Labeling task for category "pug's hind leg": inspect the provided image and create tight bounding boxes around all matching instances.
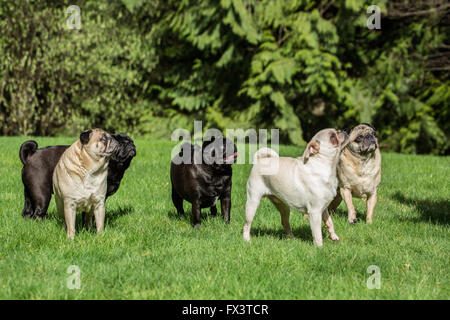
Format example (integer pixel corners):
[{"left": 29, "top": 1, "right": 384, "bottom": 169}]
[
  {"left": 308, "top": 208, "right": 323, "bottom": 247},
  {"left": 29, "top": 186, "right": 51, "bottom": 220},
  {"left": 171, "top": 187, "right": 184, "bottom": 216},
  {"left": 192, "top": 201, "right": 201, "bottom": 228},
  {"left": 340, "top": 187, "right": 358, "bottom": 224},
  {"left": 328, "top": 191, "right": 342, "bottom": 214},
  {"left": 22, "top": 187, "right": 33, "bottom": 218},
  {"left": 322, "top": 208, "right": 339, "bottom": 241},
  {"left": 220, "top": 194, "right": 231, "bottom": 224},
  {"left": 268, "top": 196, "right": 293, "bottom": 237},
  {"left": 366, "top": 192, "right": 377, "bottom": 224},
  {"left": 243, "top": 194, "right": 262, "bottom": 242}
]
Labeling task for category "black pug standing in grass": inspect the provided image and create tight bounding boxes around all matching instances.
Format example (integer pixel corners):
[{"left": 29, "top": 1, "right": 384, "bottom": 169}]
[
  {"left": 170, "top": 136, "right": 238, "bottom": 228},
  {"left": 19, "top": 133, "right": 136, "bottom": 219}
]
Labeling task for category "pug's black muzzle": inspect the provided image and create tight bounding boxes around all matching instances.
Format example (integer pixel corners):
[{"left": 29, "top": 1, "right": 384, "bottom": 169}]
[{"left": 360, "top": 135, "right": 377, "bottom": 154}]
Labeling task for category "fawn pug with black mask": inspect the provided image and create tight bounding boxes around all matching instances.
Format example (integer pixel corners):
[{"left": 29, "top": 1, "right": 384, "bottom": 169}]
[
  {"left": 328, "top": 123, "right": 381, "bottom": 224},
  {"left": 53, "top": 129, "right": 118, "bottom": 239},
  {"left": 19, "top": 133, "right": 136, "bottom": 220}
]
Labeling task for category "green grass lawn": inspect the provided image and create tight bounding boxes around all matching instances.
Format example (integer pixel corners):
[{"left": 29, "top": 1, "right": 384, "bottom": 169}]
[{"left": 0, "top": 136, "right": 448, "bottom": 299}]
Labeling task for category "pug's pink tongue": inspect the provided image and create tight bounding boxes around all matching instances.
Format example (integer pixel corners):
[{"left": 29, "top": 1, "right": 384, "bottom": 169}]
[{"left": 224, "top": 152, "right": 238, "bottom": 163}]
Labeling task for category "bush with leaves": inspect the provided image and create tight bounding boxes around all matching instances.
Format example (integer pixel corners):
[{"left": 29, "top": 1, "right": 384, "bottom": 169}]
[{"left": 0, "top": 0, "right": 448, "bottom": 154}]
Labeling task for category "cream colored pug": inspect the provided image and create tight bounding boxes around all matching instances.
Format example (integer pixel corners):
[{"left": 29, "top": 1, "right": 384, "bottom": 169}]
[
  {"left": 243, "top": 129, "right": 349, "bottom": 247},
  {"left": 328, "top": 123, "right": 381, "bottom": 224},
  {"left": 53, "top": 129, "right": 118, "bottom": 239}
]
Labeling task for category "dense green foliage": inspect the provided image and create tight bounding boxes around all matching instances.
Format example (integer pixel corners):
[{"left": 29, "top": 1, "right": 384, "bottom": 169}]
[
  {"left": 0, "top": 1, "right": 448, "bottom": 154},
  {"left": 0, "top": 137, "right": 449, "bottom": 298}
]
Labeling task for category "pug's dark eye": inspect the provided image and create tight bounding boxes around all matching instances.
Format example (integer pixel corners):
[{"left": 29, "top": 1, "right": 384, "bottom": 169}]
[{"left": 355, "top": 135, "right": 363, "bottom": 142}]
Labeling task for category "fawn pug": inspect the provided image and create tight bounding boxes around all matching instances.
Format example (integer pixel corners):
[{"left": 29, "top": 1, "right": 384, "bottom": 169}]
[
  {"left": 19, "top": 133, "right": 136, "bottom": 220},
  {"left": 53, "top": 129, "right": 118, "bottom": 239},
  {"left": 243, "top": 129, "right": 349, "bottom": 247},
  {"left": 328, "top": 123, "right": 381, "bottom": 224}
]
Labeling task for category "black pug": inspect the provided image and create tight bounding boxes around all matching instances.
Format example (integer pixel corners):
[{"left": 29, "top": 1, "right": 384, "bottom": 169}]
[
  {"left": 170, "top": 136, "right": 238, "bottom": 227},
  {"left": 19, "top": 133, "right": 136, "bottom": 219}
]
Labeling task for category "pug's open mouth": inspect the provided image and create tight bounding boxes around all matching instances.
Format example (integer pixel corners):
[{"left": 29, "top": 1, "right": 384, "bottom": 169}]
[{"left": 223, "top": 151, "right": 238, "bottom": 164}]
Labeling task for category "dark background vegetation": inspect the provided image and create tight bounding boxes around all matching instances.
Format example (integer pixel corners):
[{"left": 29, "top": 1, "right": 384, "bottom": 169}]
[{"left": 0, "top": 0, "right": 448, "bottom": 154}]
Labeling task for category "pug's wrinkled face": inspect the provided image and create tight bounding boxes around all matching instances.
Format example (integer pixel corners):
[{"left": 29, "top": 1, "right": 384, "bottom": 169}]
[
  {"left": 80, "top": 129, "right": 118, "bottom": 160},
  {"left": 111, "top": 133, "right": 137, "bottom": 165},
  {"left": 202, "top": 136, "right": 238, "bottom": 165},
  {"left": 303, "top": 128, "right": 349, "bottom": 163},
  {"left": 347, "top": 124, "right": 378, "bottom": 156}
]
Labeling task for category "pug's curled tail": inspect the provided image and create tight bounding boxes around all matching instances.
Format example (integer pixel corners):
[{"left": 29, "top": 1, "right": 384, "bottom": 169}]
[
  {"left": 253, "top": 148, "right": 279, "bottom": 164},
  {"left": 19, "top": 140, "right": 38, "bottom": 165}
]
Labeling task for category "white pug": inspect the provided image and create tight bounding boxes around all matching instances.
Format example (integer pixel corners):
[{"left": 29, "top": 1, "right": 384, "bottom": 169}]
[
  {"left": 243, "top": 129, "right": 349, "bottom": 247},
  {"left": 53, "top": 129, "right": 118, "bottom": 239}
]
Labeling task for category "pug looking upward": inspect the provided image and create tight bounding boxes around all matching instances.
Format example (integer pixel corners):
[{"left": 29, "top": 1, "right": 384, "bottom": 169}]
[
  {"left": 170, "top": 136, "right": 238, "bottom": 228},
  {"left": 244, "top": 129, "right": 349, "bottom": 247},
  {"left": 53, "top": 129, "right": 118, "bottom": 239},
  {"left": 329, "top": 123, "right": 381, "bottom": 224}
]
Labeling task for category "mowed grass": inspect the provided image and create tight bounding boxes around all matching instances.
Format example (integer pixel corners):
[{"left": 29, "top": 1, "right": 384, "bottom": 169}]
[{"left": 0, "top": 136, "right": 448, "bottom": 300}]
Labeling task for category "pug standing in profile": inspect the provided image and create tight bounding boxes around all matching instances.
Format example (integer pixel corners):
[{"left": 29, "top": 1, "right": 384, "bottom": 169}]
[
  {"left": 53, "top": 129, "right": 118, "bottom": 239},
  {"left": 244, "top": 129, "right": 349, "bottom": 247},
  {"left": 328, "top": 123, "right": 381, "bottom": 224}
]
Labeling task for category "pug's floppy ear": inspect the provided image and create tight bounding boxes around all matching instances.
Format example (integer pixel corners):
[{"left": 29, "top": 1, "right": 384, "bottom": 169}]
[
  {"left": 303, "top": 140, "right": 320, "bottom": 164},
  {"left": 202, "top": 135, "right": 220, "bottom": 148},
  {"left": 80, "top": 130, "right": 93, "bottom": 145}
]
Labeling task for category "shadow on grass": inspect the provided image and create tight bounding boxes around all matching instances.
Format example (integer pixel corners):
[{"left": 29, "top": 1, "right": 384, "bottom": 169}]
[
  {"left": 392, "top": 192, "right": 449, "bottom": 226},
  {"left": 46, "top": 205, "right": 134, "bottom": 230},
  {"left": 251, "top": 224, "right": 312, "bottom": 242},
  {"left": 106, "top": 205, "right": 134, "bottom": 226},
  {"left": 330, "top": 201, "right": 367, "bottom": 221},
  {"left": 167, "top": 208, "right": 220, "bottom": 225},
  {"left": 107, "top": 205, "right": 134, "bottom": 220}
]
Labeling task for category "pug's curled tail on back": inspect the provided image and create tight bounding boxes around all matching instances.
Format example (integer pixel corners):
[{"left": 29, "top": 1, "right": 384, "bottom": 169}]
[
  {"left": 252, "top": 148, "right": 279, "bottom": 164},
  {"left": 19, "top": 140, "right": 38, "bottom": 165}
]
